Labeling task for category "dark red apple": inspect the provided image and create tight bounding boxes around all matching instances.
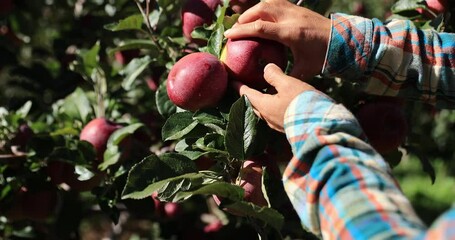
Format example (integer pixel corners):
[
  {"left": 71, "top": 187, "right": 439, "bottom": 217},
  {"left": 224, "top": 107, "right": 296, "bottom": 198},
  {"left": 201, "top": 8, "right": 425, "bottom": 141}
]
[
  {"left": 6, "top": 187, "right": 59, "bottom": 221},
  {"left": 114, "top": 49, "right": 140, "bottom": 65},
  {"left": 355, "top": 99, "right": 408, "bottom": 154},
  {"left": 229, "top": 0, "right": 259, "bottom": 13},
  {"left": 167, "top": 52, "right": 228, "bottom": 111},
  {"left": 80, "top": 117, "right": 123, "bottom": 162},
  {"left": 221, "top": 38, "right": 288, "bottom": 90},
  {"left": 236, "top": 157, "right": 268, "bottom": 207},
  {"left": 181, "top": 0, "right": 221, "bottom": 44}
]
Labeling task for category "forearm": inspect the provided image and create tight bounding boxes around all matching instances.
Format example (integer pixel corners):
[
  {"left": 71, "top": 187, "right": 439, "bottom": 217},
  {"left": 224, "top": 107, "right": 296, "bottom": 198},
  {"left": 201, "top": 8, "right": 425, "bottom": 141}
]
[
  {"left": 322, "top": 13, "right": 455, "bottom": 108},
  {"left": 282, "top": 91, "right": 426, "bottom": 238}
]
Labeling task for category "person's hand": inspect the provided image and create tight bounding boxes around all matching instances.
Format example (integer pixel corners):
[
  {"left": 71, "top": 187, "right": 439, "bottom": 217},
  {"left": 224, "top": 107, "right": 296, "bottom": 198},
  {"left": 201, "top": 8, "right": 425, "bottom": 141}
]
[
  {"left": 224, "top": 0, "right": 331, "bottom": 81},
  {"left": 234, "top": 63, "right": 315, "bottom": 132}
]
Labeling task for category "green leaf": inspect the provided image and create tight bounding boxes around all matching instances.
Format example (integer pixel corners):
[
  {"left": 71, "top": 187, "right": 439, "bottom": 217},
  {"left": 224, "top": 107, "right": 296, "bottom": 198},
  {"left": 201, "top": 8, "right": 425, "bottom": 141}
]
[
  {"left": 155, "top": 80, "right": 177, "bottom": 119},
  {"left": 120, "top": 56, "right": 153, "bottom": 91},
  {"left": 15, "top": 101, "right": 32, "bottom": 118},
  {"left": 391, "top": 0, "right": 426, "bottom": 13},
  {"left": 122, "top": 153, "right": 198, "bottom": 199},
  {"left": 99, "top": 123, "right": 144, "bottom": 171},
  {"left": 225, "top": 96, "right": 266, "bottom": 160},
  {"left": 223, "top": 201, "right": 285, "bottom": 231},
  {"left": 104, "top": 14, "right": 144, "bottom": 32},
  {"left": 108, "top": 40, "right": 160, "bottom": 56},
  {"left": 223, "top": 14, "right": 240, "bottom": 30},
  {"left": 79, "top": 41, "right": 101, "bottom": 77},
  {"left": 195, "top": 133, "right": 227, "bottom": 155},
  {"left": 191, "top": 25, "right": 213, "bottom": 42},
  {"left": 207, "top": 23, "right": 224, "bottom": 58},
  {"left": 161, "top": 112, "right": 199, "bottom": 141},
  {"left": 172, "top": 181, "right": 244, "bottom": 202},
  {"left": 60, "top": 88, "right": 93, "bottom": 123}
]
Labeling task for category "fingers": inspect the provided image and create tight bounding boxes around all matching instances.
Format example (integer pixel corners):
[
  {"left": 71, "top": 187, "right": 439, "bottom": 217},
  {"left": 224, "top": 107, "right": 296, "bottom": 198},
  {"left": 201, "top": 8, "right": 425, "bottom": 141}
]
[
  {"left": 224, "top": 20, "right": 282, "bottom": 42},
  {"left": 237, "top": 1, "right": 277, "bottom": 24},
  {"left": 263, "top": 63, "right": 287, "bottom": 89},
  {"left": 231, "top": 80, "right": 266, "bottom": 111}
]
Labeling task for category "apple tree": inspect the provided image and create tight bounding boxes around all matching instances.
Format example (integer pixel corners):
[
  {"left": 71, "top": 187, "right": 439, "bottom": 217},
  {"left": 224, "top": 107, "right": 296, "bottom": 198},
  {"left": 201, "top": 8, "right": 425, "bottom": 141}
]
[{"left": 0, "top": 0, "right": 454, "bottom": 239}]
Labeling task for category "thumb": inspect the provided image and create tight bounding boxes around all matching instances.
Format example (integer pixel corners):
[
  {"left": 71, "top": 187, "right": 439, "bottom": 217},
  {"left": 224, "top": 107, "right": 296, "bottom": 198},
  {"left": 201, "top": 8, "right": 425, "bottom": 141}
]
[
  {"left": 231, "top": 80, "right": 265, "bottom": 110},
  {"left": 263, "top": 63, "right": 286, "bottom": 88}
]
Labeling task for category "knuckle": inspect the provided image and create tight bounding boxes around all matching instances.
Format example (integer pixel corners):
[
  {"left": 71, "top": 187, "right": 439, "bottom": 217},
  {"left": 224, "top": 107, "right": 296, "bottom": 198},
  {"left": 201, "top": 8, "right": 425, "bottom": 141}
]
[{"left": 253, "top": 20, "right": 267, "bottom": 33}]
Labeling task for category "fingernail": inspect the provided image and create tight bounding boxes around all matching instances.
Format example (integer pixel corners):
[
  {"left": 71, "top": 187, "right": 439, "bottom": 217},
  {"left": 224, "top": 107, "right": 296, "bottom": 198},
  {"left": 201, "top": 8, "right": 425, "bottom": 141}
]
[
  {"left": 263, "top": 63, "right": 275, "bottom": 72},
  {"left": 223, "top": 29, "right": 231, "bottom": 36}
]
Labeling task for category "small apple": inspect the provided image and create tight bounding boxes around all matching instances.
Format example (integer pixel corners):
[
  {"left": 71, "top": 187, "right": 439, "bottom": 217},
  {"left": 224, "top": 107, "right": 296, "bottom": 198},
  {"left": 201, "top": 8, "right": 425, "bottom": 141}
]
[
  {"left": 181, "top": 0, "right": 221, "bottom": 44},
  {"left": 355, "top": 99, "right": 408, "bottom": 154},
  {"left": 80, "top": 118, "right": 123, "bottom": 162},
  {"left": 229, "top": 0, "right": 259, "bottom": 13},
  {"left": 221, "top": 38, "right": 288, "bottom": 90},
  {"left": 167, "top": 52, "right": 228, "bottom": 111}
]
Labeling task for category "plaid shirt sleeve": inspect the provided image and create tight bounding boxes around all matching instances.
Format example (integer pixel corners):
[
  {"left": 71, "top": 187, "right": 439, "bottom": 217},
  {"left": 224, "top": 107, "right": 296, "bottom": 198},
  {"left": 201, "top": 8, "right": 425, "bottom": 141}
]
[
  {"left": 282, "top": 90, "right": 455, "bottom": 239},
  {"left": 322, "top": 13, "right": 455, "bottom": 108}
]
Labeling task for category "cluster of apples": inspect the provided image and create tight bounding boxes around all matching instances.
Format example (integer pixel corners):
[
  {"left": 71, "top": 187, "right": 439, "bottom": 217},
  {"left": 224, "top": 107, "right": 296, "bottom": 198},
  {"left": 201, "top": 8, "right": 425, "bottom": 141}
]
[
  {"left": 166, "top": 0, "right": 289, "bottom": 212},
  {"left": 167, "top": 0, "right": 287, "bottom": 111}
]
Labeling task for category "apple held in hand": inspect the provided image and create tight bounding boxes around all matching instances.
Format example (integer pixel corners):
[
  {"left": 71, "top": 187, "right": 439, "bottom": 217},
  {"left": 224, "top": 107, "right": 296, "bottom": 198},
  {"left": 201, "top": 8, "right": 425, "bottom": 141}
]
[
  {"left": 221, "top": 38, "right": 288, "bottom": 90},
  {"left": 181, "top": 0, "right": 221, "bottom": 44},
  {"left": 355, "top": 99, "right": 408, "bottom": 154},
  {"left": 167, "top": 52, "right": 228, "bottom": 111}
]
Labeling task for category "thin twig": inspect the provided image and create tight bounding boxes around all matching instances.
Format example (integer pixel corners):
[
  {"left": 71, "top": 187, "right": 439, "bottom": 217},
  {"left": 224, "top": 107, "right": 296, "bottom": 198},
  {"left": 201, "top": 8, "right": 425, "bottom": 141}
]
[
  {"left": 296, "top": 0, "right": 304, "bottom": 6},
  {"left": 133, "top": 0, "right": 163, "bottom": 50}
]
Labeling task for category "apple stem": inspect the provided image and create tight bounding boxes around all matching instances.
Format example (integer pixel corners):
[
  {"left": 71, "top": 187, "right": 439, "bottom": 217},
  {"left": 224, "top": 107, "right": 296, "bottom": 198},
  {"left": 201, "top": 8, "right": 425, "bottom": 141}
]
[{"left": 133, "top": 0, "right": 163, "bottom": 51}]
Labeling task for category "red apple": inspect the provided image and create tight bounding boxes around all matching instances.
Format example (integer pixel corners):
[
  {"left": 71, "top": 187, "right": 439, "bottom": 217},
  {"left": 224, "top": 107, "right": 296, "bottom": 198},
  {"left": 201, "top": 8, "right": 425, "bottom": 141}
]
[
  {"left": 80, "top": 118, "right": 123, "bottom": 162},
  {"left": 355, "top": 99, "right": 408, "bottom": 154},
  {"left": 167, "top": 52, "right": 228, "bottom": 111},
  {"left": 114, "top": 49, "right": 140, "bottom": 65},
  {"left": 221, "top": 38, "right": 288, "bottom": 90},
  {"left": 236, "top": 157, "right": 268, "bottom": 207},
  {"left": 426, "top": 0, "right": 448, "bottom": 14},
  {"left": 5, "top": 187, "right": 59, "bottom": 221},
  {"left": 229, "top": 0, "right": 259, "bottom": 13},
  {"left": 181, "top": 0, "right": 221, "bottom": 44}
]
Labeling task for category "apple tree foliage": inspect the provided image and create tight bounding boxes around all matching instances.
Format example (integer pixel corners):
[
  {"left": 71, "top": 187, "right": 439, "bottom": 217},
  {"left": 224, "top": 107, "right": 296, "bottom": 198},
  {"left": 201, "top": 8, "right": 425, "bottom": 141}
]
[{"left": 0, "top": 0, "right": 454, "bottom": 239}]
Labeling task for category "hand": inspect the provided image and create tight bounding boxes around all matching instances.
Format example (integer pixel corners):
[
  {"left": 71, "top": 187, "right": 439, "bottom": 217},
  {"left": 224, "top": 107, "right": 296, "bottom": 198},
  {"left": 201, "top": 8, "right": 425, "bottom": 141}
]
[
  {"left": 234, "top": 63, "right": 315, "bottom": 132},
  {"left": 224, "top": 0, "right": 331, "bottom": 81}
]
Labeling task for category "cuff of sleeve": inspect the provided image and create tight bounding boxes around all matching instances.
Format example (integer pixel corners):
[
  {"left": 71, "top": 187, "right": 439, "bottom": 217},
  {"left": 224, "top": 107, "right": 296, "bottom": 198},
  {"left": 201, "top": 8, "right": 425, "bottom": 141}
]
[
  {"left": 321, "top": 13, "right": 374, "bottom": 80},
  {"left": 284, "top": 90, "right": 362, "bottom": 150}
]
